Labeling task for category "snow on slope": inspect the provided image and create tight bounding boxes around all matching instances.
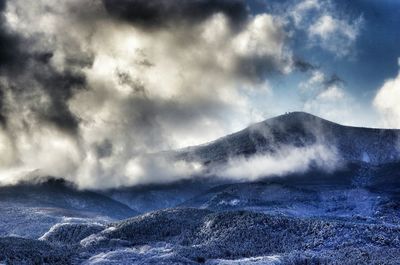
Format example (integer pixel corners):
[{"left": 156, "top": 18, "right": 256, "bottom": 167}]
[{"left": 6, "top": 208, "right": 396, "bottom": 264}]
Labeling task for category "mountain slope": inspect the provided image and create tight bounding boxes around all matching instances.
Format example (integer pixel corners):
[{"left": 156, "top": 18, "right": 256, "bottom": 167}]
[{"left": 27, "top": 208, "right": 400, "bottom": 264}]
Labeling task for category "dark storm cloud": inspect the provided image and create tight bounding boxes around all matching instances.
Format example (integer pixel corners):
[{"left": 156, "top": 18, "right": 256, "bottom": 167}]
[
  {"left": 0, "top": 0, "right": 23, "bottom": 127},
  {"left": 0, "top": 0, "right": 27, "bottom": 72},
  {"left": 33, "top": 70, "right": 86, "bottom": 133},
  {"left": 102, "top": 0, "right": 248, "bottom": 29},
  {"left": 0, "top": 87, "right": 6, "bottom": 126},
  {"left": 0, "top": 24, "right": 22, "bottom": 70},
  {"left": 238, "top": 56, "right": 286, "bottom": 83},
  {"left": 0, "top": 0, "right": 89, "bottom": 134},
  {"left": 96, "top": 139, "right": 113, "bottom": 159},
  {"left": 0, "top": 54, "right": 88, "bottom": 134}
]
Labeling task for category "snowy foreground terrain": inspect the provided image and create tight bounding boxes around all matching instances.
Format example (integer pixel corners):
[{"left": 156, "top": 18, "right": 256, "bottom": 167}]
[{"left": 2, "top": 112, "right": 400, "bottom": 264}]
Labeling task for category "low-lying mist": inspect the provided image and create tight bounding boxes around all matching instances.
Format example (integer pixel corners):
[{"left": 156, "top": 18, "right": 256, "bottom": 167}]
[{"left": 213, "top": 144, "right": 340, "bottom": 181}]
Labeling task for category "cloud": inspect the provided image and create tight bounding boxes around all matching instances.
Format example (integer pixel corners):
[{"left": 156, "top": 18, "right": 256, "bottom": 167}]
[
  {"left": 213, "top": 144, "right": 339, "bottom": 181},
  {"left": 293, "top": 59, "right": 316, "bottom": 73},
  {"left": 316, "top": 85, "right": 345, "bottom": 101},
  {"left": 299, "top": 70, "right": 325, "bottom": 92},
  {"left": 74, "top": 153, "right": 205, "bottom": 189},
  {"left": 290, "top": 0, "right": 321, "bottom": 26},
  {"left": 0, "top": 0, "right": 296, "bottom": 188},
  {"left": 0, "top": 0, "right": 28, "bottom": 72},
  {"left": 0, "top": 0, "right": 92, "bottom": 134},
  {"left": 298, "top": 68, "right": 358, "bottom": 124},
  {"left": 308, "top": 15, "right": 362, "bottom": 57},
  {"left": 288, "top": 0, "right": 363, "bottom": 57},
  {"left": 102, "top": 0, "right": 248, "bottom": 29},
  {"left": 373, "top": 60, "right": 400, "bottom": 128}
]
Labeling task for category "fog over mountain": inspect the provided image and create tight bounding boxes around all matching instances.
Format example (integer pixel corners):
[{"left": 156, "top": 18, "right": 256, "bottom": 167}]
[{"left": 177, "top": 112, "right": 400, "bottom": 178}]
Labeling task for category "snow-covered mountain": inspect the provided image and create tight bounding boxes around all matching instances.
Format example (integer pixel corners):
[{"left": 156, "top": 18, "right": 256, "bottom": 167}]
[
  {"left": 2, "top": 112, "right": 400, "bottom": 264},
  {"left": 3, "top": 208, "right": 400, "bottom": 264}
]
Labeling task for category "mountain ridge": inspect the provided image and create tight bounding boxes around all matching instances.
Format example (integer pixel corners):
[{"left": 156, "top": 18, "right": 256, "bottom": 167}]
[
  {"left": 174, "top": 111, "right": 400, "bottom": 166},
  {"left": 178, "top": 111, "right": 400, "bottom": 151}
]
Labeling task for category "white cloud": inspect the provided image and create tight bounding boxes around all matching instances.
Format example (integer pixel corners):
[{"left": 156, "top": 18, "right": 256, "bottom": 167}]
[
  {"left": 299, "top": 70, "right": 325, "bottom": 92},
  {"left": 373, "top": 61, "right": 400, "bottom": 128},
  {"left": 290, "top": 0, "right": 321, "bottom": 26},
  {"left": 233, "top": 14, "right": 288, "bottom": 69},
  {"left": 213, "top": 144, "right": 339, "bottom": 181},
  {"left": 303, "top": 89, "right": 352, "bottom": 124},
  {"left": 316, "top": 85, "right": 345, "bottom": 101},
  {"left": 289, "top": 0, "right": 363, "bottom": 57},
  {"left": 299, "top": 69, "right": 356, "bottom": 124},
  {"left": 308, "top": 15, "right": 362, "bottom": 57}
]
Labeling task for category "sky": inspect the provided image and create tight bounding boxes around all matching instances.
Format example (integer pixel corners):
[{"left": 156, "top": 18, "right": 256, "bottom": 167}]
[{"left": 0, "top": 0, "right": 399, "bottom": 188}]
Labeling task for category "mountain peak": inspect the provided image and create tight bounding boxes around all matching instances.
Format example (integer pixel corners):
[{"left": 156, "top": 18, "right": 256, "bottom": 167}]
[
  {"left": 267, "top": 111, "right": 333, "bottom": 125},
  {"left": 280, "top": 111, "right": 315, "bottom": 117}
]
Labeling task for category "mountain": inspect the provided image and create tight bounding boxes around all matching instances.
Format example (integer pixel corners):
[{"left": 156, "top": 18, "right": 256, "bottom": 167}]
[
  {"left": 107, "top": 112, "right": 400, "bottom": 226},
  {"left": 176, "top": 112, "right": 400, "bottom": 166},
  {"left": 2, "top": 112, "right": 400, "bottom": 264}
]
